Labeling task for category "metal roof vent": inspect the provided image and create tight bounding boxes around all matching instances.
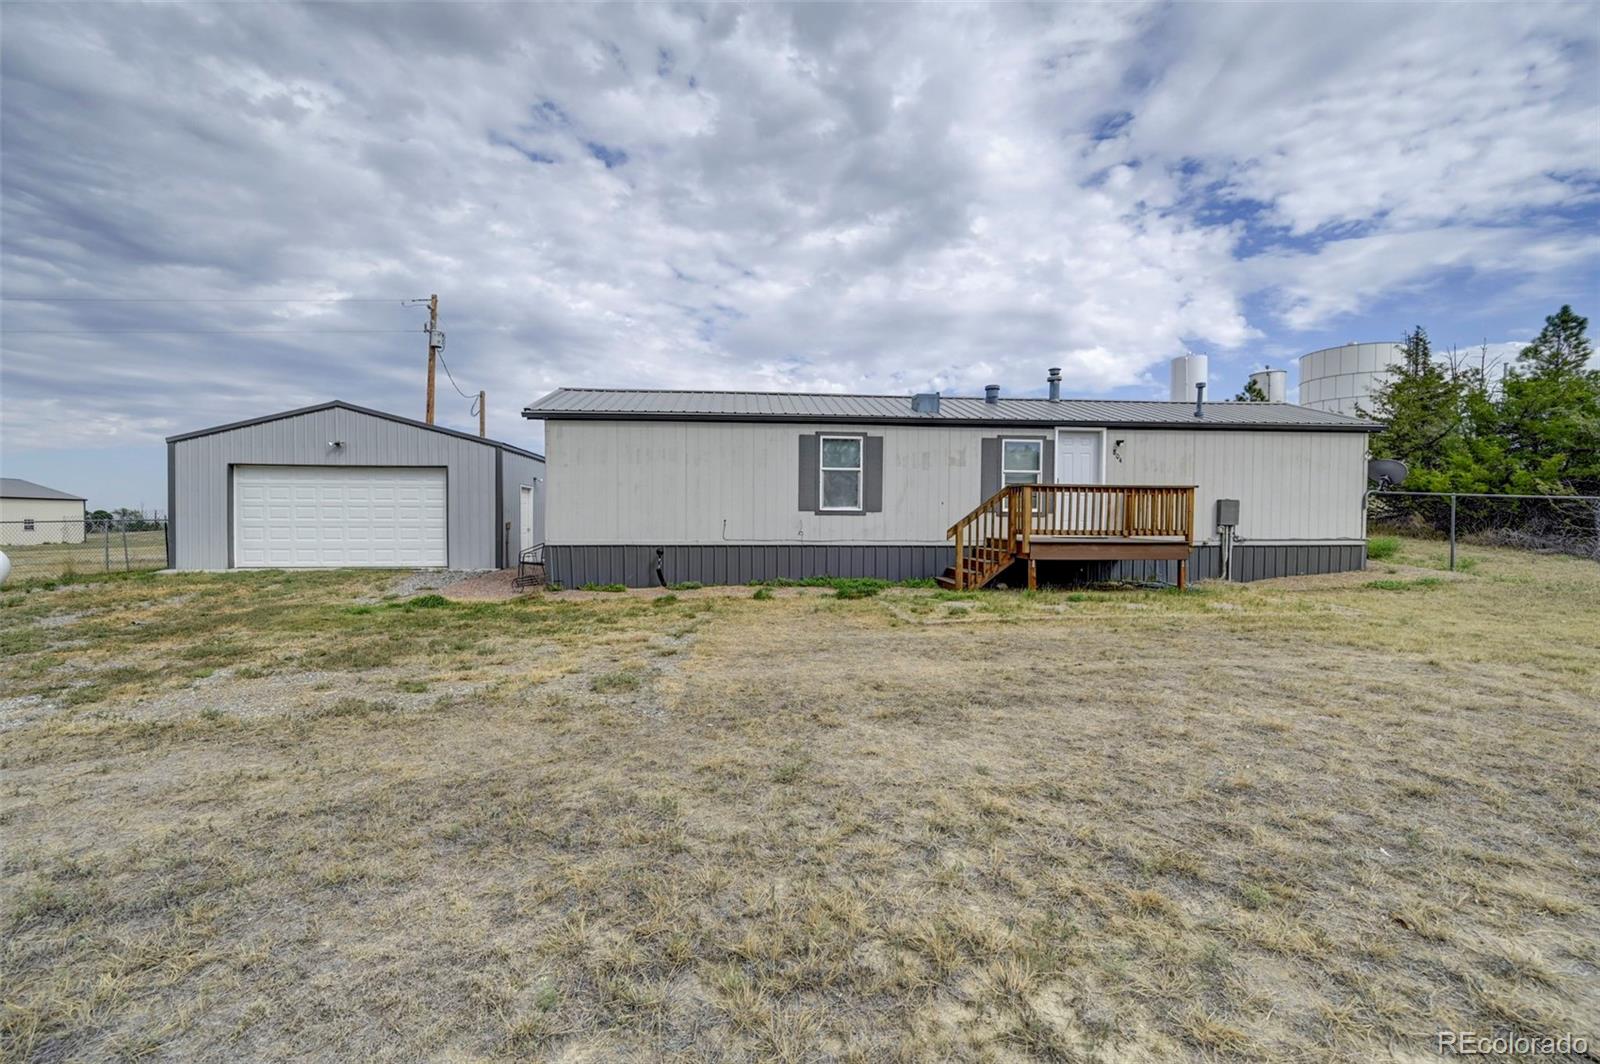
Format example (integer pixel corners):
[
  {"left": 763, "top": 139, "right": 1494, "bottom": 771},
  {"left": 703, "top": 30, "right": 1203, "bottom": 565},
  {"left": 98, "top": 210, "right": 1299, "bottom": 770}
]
[
  {"left": 984, "top": 384, "right": 1000, "bottom": 404},
  {"left": 911, "top": 392, "right": 941, "bottom": 414},
  {"left": 1047, "top": 367, "right": 1062, "bottom": 401},
  {"left": 1193, "top": 382, "right": 1206, "bottom": 417}
]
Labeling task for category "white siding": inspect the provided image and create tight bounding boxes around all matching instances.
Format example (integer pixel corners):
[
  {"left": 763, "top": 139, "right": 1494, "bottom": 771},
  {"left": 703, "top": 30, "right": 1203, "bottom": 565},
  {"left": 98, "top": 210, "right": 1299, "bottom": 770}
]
[
  {"left": 1108, "top": 429, "right": 1368, "bottom": 542},
  {"left": 547, "top": 420, "right": 1368, "bottom": 546},
  {"left": 0, "top": 497, "right": 86, "bottom": 544}
]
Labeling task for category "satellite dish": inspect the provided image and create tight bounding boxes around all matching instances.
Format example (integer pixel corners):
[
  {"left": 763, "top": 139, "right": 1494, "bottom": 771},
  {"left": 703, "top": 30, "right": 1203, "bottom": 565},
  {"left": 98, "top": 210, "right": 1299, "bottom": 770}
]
[{"left": 1368, "top": 459, "right": 1408, "bottom": 488}]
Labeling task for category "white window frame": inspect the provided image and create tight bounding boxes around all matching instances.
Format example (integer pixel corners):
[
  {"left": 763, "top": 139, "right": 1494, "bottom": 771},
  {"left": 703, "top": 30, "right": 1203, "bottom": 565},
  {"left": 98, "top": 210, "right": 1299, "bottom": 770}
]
[
  {"left": 818, "top": 434, "right": 864, "bottom": 512},
  {"left": 1001, "top": 438, "right": 1044, "bottom": 487}
]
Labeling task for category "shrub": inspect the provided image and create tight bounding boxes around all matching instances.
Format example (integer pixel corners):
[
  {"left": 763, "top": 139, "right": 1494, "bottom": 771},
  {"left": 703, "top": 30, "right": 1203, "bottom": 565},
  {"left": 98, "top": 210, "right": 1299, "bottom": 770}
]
[
  {"left": 652, "top": 594, "right": 679, "bottom": 607},
  {"left": 545, "top": 582, "right": 563, "bottom": 592},
  {"left": 752, "top": 587, "right": 774, "bottom": 601},
  {"left": 832, "top": 579, "right": 889, "bottom": 599},
  {"left": 1366, "top": 536, "right": 1401, "bottom": 560},
  {"left": 748, "top": 576, "right": 894, "bottom": 598},
  {"left": 580, "top": 583, "right": 627, "bottom": 592},
  {"left": 669, "top": 581, "right": 703, "bottom": 591},
  {"left": 404, "top": 594, "right": 451, "bottom": 609}
]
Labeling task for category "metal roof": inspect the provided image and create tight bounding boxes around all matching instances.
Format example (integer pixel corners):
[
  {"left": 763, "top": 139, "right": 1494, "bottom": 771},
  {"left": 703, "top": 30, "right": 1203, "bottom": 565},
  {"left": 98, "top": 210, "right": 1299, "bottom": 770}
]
[
  {"left": 166, "top": 400, "right": 544, "bottom": 460},
  {"left": 1, "top": 477, "right": 86, "bottom": 501},
  {"left": 524, "top": 388, "right": 1380, "bottom": 432}
]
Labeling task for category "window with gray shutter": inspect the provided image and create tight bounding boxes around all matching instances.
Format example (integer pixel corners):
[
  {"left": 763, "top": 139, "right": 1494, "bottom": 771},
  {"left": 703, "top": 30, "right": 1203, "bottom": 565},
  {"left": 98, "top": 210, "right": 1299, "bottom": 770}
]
[
  {"left": 982, "top": 435, "right": 1053, "bottom": 500},
  {"left": 799, "top": 432, "right": 882, "bottom": 514}
]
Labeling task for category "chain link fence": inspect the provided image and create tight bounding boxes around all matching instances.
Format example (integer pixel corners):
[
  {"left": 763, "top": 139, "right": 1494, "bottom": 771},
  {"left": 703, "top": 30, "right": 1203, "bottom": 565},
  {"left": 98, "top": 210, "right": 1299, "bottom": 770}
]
[
  {"left": 1367, "top": 491, "right": 1600, "bottom": 566},
  {"left": 1, "top": 518, "right": 169, "bottom": 582}
]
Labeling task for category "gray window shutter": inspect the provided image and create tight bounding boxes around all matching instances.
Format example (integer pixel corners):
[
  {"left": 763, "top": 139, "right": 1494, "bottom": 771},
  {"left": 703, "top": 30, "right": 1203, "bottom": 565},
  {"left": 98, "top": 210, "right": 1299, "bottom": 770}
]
[
  {"left": 981, "top": 437, "right": 1000, "bottom": 499},
  {"left": 864, "top": 436, "right": 883, "bottom": 512},
  {"left": 1042, "top": 439, "right": 1055, "bottom": 483},
  {"left": 798, "top": 434, "right": 819, "bottom": 511}
]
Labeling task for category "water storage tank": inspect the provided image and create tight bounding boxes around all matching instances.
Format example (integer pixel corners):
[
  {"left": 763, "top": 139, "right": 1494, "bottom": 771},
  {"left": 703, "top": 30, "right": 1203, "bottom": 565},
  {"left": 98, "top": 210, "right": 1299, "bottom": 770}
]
[
  {"left": 1168, "top": 353, "right": 1208, "bottom": 403},
  {"left": 1248, "top": 368, "right": 1288, "bottom": 403},
  {"left": 1298, "top": 342, "right": 1404, "bottom": 416}
]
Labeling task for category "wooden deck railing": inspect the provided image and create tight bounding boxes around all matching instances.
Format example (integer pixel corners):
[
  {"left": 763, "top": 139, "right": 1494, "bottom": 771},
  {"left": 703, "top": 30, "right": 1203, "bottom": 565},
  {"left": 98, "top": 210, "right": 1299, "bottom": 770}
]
[{"left": 945, "top": 484, "right": 1196, "bottom": 589}]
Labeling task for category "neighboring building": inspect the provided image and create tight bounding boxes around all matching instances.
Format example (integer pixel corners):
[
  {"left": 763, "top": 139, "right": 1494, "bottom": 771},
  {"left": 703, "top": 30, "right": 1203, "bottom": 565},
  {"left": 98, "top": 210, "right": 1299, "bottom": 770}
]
[
  {"left": 522, "top": 378, "right": 1381, "bottom": 588},
  {"left": 167, "top": 401, "right": 543, "bottom": 570},
  {"left": 0, "top": 478, "right": 87, "bottom": 545},
  {"left": 1298, "top": 342, "right": 1404, "bottom": 417}
]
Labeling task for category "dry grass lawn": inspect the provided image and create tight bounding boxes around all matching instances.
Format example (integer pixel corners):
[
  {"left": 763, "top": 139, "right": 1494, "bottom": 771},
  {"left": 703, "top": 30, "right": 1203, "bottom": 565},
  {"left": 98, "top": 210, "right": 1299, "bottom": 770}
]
[{"left": 2, "top": 540, "right": 1597, "bottom": 1062}]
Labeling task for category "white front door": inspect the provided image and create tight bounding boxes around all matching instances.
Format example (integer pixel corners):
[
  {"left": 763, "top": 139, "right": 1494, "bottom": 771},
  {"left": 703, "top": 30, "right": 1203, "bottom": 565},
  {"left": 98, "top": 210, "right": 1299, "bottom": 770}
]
[
  {"left": 233, "top": 465, "right": 448, "bottom": 568},
  {"left": 1054, "top": 430, "right": 1103, "bottom": 484},
  {"left": 520, "top": 485, "right": 535, "bottom": 549}
]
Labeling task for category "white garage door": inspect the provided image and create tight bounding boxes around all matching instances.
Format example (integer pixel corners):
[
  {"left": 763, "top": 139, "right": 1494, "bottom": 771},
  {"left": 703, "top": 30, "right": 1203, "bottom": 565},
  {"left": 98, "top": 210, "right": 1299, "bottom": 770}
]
[{"left": 233, "top": 466, "right": 447, "bottom": 568}]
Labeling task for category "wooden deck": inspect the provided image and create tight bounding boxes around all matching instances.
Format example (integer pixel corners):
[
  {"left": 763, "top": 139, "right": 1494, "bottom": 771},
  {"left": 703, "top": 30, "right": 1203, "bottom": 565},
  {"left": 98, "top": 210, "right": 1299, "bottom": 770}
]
[{"left": 943, "top": 484, "right": 1197, "bottom": 590}]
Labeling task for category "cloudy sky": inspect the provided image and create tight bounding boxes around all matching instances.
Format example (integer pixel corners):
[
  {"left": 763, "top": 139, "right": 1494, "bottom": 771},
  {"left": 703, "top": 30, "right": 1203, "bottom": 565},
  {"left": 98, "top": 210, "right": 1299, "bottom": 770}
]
[{"left": 2, "top": 2, "right": 1597, "bottom": 510}]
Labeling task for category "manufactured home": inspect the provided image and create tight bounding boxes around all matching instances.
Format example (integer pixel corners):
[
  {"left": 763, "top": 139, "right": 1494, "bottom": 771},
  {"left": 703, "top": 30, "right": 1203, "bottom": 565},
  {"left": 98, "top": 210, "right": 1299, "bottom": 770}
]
[
  {"left": 167, "top": 401, "right": 543, "bottom": 570},
  {"left": 522, "top": 376, "right": 1381, "bottom": 589}
]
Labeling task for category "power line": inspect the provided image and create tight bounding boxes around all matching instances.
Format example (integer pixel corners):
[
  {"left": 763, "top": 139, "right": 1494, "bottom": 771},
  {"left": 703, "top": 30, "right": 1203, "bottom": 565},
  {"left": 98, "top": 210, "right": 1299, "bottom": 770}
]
[
  {"left": 435, "top": 346, "right": 477, "bottom": 401},
  {"left": 2, "top": 328, "right": 421, "bottom": 335},
  {"left": 0, "top": 296, "right": 426, "bottom": 304}
]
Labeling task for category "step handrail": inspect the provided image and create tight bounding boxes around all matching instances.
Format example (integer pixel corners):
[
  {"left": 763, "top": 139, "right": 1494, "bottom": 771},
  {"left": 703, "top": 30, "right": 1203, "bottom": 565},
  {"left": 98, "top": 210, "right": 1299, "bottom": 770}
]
[{"left": 945, "top": 484, "right": 1199, "bottom": 590}]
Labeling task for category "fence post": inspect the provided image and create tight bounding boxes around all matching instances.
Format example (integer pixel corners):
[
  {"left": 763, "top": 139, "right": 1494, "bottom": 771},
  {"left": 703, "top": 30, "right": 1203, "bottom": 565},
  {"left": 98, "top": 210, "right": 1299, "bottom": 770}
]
[
  {"left": 122, "top": 523, "right": 130, "bottom": 570},
  {"left": 1449, "top": 494, "right": 1457, "bottom": 571},
  {"left": 103, "top": 522, "right": 110, "bottom": 572}
]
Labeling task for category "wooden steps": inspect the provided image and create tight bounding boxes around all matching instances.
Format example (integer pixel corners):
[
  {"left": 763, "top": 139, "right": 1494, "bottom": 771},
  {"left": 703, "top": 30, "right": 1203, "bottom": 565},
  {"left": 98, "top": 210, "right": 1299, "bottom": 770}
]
[{"left": 945, "top": 484, "right": 1197, "bottom": 591}]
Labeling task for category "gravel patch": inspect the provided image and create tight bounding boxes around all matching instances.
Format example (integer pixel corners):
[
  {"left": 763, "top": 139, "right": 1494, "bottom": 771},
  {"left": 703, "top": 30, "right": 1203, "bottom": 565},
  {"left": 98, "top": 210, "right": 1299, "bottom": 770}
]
[
  {"left": 373, "top": 570, "right": 485, "bottom": 601},
  {"left": 441, "top": 569, "right": 526, "bottom": 601}
]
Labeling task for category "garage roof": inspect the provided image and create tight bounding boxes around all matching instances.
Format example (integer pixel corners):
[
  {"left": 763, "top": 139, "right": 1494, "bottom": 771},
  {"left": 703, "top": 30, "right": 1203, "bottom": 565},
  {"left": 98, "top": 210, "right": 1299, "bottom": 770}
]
[
  {"left": 167, "top": 400, "right": 544, "bottom": 459},
  {"left": 524, "top": 387, "right": 1380, "bottom": 432},
  {"left": 0, "top": 477, "right": 86, "bottom": 501}
]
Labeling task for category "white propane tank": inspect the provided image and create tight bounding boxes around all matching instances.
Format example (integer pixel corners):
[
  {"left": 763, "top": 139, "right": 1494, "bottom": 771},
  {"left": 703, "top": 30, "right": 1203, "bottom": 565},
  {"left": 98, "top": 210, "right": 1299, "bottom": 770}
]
[
  {"left": 0, "top": 550, "right": 10, "bottom": 586},
  {"left": 1168, "top": 353, "right": 1209, "bottom": 402}
]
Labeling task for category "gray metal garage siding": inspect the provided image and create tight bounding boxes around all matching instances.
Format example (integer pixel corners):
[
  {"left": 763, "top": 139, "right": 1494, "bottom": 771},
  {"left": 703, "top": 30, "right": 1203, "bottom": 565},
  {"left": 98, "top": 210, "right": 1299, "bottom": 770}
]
[
  {"left": 168, "top": 402, "right": 543, "bottom": 570},
  {"left": 500, "top": 449, "right": 546, "bottom": 563}
]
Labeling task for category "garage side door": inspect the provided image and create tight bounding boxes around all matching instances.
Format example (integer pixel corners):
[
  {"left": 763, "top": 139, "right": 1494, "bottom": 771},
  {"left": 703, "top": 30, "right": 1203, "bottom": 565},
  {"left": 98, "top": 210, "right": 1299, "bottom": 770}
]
[{"left": 233, "top": 466, "right": 447, "bottom": 568}]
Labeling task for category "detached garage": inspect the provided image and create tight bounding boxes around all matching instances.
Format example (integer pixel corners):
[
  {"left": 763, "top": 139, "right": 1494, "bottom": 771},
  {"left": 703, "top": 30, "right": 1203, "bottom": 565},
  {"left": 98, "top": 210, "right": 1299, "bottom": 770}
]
[{"left": 167, "top": 401, "right": 543, "bottom": 571}]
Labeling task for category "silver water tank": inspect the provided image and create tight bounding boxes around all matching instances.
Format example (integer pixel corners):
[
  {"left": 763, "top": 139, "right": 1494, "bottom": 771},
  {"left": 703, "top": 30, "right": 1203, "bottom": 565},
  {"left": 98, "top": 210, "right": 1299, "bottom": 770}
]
[
  {"left": 1298, "top": 342, "right": 1404, "bottom": 415},
  {"left": 1249, "top": 368, "right": 1288, "bottom": 403},
  {"left": 1168, "top": 353, "right": 1209, "bottom": 402}
]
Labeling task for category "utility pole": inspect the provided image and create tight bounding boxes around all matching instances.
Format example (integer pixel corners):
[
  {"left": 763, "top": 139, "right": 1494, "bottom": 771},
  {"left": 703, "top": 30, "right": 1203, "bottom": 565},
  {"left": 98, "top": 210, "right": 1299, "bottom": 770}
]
[
  {"left": 478, "top": 390, "right": 486, "bottom": 438},
  {"left": 424, "top": 293, "right": 439, "bottom": 424}
]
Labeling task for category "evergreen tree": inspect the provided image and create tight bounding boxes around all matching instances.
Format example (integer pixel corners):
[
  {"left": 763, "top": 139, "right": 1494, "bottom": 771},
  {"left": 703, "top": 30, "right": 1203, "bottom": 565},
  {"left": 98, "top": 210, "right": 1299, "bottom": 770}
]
[
  {"left": 1496, "top": 307, "right": 1600, "bottom": 495},
  {"left": 1363, "top": 327, "right": 1472, "bottom": 489},
  {"left": 1234, "top": 377, "right": 1267, "bottom": 402},
  {"left": 1364, "top": 309, "right": 1598, "bottom": 542},
  {"left": 1517, "top": 305, "right": 1593, "bottom": 376}
]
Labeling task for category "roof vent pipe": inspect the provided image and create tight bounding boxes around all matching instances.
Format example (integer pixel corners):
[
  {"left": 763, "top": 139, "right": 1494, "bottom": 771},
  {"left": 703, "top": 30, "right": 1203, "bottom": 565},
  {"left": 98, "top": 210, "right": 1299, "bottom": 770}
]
[
  {"left": 1047, "top": 367, "right": 1062, "bottom": 401},
  {"left": 1193, "top": 382, "right": 1206, "bottom": 417},
  {"left": 984, "top": 384, "right": 1000, "bottom": 404}
]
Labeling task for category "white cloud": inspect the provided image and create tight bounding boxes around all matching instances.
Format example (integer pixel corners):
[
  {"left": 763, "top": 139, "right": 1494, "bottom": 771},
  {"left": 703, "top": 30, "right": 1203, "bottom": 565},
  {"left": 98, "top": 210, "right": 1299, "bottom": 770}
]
[{"left": 0, "top": 0, "right": 1594, "bottom": 470}]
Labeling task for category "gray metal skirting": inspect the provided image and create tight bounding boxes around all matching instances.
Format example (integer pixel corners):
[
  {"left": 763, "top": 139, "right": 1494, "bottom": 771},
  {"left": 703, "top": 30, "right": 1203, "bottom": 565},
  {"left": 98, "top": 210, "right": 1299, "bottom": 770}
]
[
  {"left": 547, "top": 544, "right": 954, "bottom": 587},
  {"left": 1062, "top": 542, "right": 1366, "bottom": 585},
  {"left": 545, "top": 542, "right": 1366, "bottom": 588}
]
